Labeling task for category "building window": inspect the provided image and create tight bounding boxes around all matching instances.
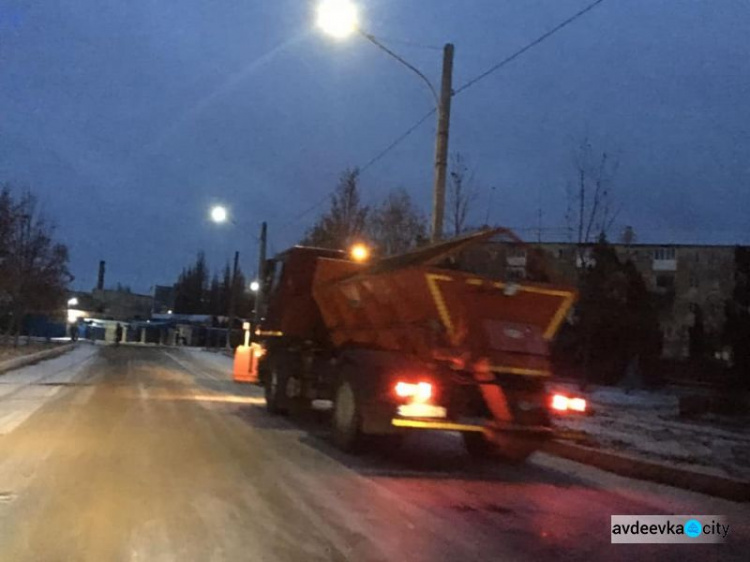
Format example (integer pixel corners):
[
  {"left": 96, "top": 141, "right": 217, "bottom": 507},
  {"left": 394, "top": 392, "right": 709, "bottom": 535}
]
[
  {"left": 689, "top": 275, "right": 699, "bottom": 289},
  {"left": 506, "top": 267, "right": 525, "bottom": 280},
  {"left": 654, "top": 247, "right": 676, "bottom": 260},
  {"left": 507, "top": 247, "right": 527, "bottom": 259},
  {"left": 557, "top": 249, "right": 564, "bottom": 259},
  {"left": 576, "top": 248, "right": 595, "bottom": 268}
]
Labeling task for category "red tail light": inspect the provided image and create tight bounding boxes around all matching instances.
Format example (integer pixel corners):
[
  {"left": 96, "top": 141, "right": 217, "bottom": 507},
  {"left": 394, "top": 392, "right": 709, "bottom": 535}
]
[
  {"left": 568, "top": 397, "right": 587, "bottom": 412},
  {"left": 550, "top": 393, "right": 587, "bottom": 413},
  {"left": 394, "top": 381, "right": 433, "bottom": 403},
  {"left": 551, "top": 393, "right": 569, "bottom": 411}
]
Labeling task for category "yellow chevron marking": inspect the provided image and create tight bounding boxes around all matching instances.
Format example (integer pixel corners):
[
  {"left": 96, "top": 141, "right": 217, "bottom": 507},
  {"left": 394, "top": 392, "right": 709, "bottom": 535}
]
[
  {"left": 425, "top": 273, "right": 455, "bottom": 342},
  {"left": 489, "top": 365, "right": 550, "bottom": 376}
]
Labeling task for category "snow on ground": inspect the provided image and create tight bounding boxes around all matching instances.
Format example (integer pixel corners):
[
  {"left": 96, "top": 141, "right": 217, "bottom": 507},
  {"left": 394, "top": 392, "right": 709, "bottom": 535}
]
[
  {"left": 180, "top": 347, "right": 234, "bottom": 376},
  {"left": 547, "top": 381, "right": 750, "bottom": 481},
  {"left": 0, "top": 344, "right": 98, "bottom": 435}
]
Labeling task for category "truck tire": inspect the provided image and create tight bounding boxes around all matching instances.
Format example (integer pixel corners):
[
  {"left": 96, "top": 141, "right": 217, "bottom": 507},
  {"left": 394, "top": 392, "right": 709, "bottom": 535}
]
[
  {"left": 463, "top": 433, "right": 537, "bottom": 464},
  {"left": 463, "top": 432, "right": 497, "bottom": 459},
  {"left": 265, "top": 362, "right": 287, "bottom": 415},
  {"left": 332, "top": 380, "right": 364, "bottom": 452}
]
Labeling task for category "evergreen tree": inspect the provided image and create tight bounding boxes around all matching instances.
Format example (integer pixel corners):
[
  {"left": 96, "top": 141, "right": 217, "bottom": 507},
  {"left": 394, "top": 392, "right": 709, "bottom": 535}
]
[
  {"left": 568, "top": 238, "right": 662, "bottom": 385},
  {"left": 173, "top": 252, "right": 208, "bottom": 314}
]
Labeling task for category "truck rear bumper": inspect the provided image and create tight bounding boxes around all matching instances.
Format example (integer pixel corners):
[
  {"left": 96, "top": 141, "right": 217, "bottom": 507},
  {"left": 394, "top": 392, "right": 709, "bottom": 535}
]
[
  {"left": 391, "top": 419, "right": 485, "bottom": 432},
  {"left": 390, "top": 417, "right": 555, "bottom": 438}
]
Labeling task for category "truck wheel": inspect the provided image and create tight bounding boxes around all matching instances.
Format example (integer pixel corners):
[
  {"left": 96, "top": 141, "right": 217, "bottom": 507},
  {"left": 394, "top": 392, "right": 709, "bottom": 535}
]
[
  {"left": 463, "top": 433, "right": 537, "bottom": 464},
  {"left": 265, "top": 365, "right": 287, "bottom": 415},
  {"left": 463, "top": 432, "right": 497, "bottom": 459},
  {"left": 332, "top": 380, "right": 364, "bottom": 452}
]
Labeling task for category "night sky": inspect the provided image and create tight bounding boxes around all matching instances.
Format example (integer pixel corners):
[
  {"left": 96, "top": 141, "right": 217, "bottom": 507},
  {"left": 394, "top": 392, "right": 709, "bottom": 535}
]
[{"left": 1, "top": 0, "right": 748, "bottom": 293}]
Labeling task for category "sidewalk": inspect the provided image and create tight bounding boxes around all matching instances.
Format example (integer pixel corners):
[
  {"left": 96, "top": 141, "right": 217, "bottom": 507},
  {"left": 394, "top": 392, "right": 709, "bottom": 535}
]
[{"left": 0, "top": 342, "right": 77, "bottom": 376}]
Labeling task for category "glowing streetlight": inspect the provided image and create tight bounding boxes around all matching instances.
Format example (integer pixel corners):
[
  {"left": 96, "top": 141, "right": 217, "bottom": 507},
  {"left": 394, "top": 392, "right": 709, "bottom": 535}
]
[
  {"left": 349, "top": 243, "right": 370, "bottom": 262},
  {"left": 315, "top": 0, "right": 453, "bottom": 241},
  {"left": 67, "top": 297, "right": 79, "bottom": 307},
  {"left": 210, "top": 205, "right": 228, "bottom": 224},
  {"left": 317, "top": 0, "right": 358, "bottom": 39},
  {"left": 249, "top": 280, "right": 260, "bottom": 292}
]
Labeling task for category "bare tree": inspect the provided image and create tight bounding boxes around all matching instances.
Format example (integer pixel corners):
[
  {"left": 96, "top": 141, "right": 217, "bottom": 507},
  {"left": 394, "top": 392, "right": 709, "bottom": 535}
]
[
  {"left": 565, "top": 139, "right": 620, "bottom": 266},
  {"left": 0, "top": 186, "right": 71, "bottom": 343},
  {"left": 368, "top": 188, "right": 427, "bottom": 256},
  {"left": 303, "top": 168, "right": 369, "bottom": 249},
  {"left": 447, "top": 153, "right": 479, "bottom": 237}
]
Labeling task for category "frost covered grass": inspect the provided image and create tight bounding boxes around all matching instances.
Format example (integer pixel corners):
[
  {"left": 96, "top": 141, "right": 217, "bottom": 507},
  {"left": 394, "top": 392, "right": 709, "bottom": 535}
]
[{"left": 548, "top": 381, "right": 750, "bottom": 481}]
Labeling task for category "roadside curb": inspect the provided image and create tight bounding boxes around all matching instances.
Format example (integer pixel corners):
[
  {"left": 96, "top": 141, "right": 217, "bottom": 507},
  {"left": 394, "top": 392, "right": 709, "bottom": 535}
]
[
  {"left": 0, "top": 343, "right": 77, "bottom": 376},
  {"left": 544, "top": 440, "right": 750, "bottom": 502}
]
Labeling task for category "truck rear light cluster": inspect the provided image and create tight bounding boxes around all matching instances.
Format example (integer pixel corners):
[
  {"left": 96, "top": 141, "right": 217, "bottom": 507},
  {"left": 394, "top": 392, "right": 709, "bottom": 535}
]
[
  {"left": 394, "top": 381, "right": 433, "bottom": 402},
  {"left": 550, "top": 393, "right": 587, "bottom": 413}
]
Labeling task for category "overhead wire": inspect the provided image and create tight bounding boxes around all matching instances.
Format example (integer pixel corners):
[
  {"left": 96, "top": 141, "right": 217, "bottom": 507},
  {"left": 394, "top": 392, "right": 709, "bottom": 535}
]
[
  {"left": 454, "top": 0, "right": 608, "bottom": 96},
  {"left": 282, "top": 0, "right": 610, "bottom": 234}
]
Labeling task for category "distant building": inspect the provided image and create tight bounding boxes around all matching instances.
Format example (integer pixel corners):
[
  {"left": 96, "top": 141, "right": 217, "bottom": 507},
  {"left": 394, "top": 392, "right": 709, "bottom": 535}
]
[
  {"left": 153, "top": 285, "right": 176, "bottom": 314},
  {"left": 458, "top": 240, "right": 745, "bottom": 359},
  {"left": 67, "top": 260, "right": 154, "bottom": 323},
  {"left": 68, "top": 288, "right": 153, "bottom": 322}
]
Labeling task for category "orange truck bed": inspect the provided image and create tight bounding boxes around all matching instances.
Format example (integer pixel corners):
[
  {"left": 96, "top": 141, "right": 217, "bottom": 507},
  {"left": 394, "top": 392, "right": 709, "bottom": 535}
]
[{"left": 313, "top": 229, "right": 576, "bottom": 379}]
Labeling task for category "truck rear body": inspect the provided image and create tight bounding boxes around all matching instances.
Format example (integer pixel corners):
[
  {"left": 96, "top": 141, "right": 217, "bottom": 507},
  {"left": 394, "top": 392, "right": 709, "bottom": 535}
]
[{"left": 257, "top": 229, "right": 580, "bottom": 459}]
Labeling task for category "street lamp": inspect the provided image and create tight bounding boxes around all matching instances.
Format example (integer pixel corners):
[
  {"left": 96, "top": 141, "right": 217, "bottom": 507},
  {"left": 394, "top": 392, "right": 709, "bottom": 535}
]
[
  {"left": 209, "top": 204, "right": 240, "bottom": 348},
  {"left": 316, "top": 0, "right": 358, "bottom": 39},
  {"left": 210, "top": 205, "right": 228, "bottom": 224},
  {"left": 349, "top": 243, "right": 370, "bottom": 262},
  {"left": 316, "top": 0, "right": 454, "bottom": 241},
  {"left": 207, "top": 207, "right": 268, "bottom": 348},
  {"left": 67, "top": 297, "right": 79, "bottom": 307}
]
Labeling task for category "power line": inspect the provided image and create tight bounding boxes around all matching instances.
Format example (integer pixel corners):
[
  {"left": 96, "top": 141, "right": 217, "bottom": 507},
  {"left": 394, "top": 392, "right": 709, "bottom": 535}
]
[
  {"left": 454, "top": 0, "right": 608, "bottom": 96},
  {"left": 282, "top": 108, "right": 435, "bottom": 229},
  {"left": 280, "top": 0, "right": 609, "bottom": 232},
  {"left": 360, "top": 108, "right": 436, "bottom": 173},
  {"left": 358, "top": 0, "right": 609, "bottom": 175}
]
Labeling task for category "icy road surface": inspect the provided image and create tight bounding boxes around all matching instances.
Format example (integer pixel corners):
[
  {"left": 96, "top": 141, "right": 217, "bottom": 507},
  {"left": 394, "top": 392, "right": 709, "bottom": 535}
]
[{"left": 0, "top": 345, "right": 747, "bottom": 561}]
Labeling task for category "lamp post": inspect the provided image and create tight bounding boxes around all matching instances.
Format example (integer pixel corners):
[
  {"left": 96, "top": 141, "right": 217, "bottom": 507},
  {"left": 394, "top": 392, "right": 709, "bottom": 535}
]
[
  {"left": 209, "top": 208, "right": 268, "bottom": 346},
  {"left": 210, "top": 205, "right": 240, "bottom": 349},
  {"left": 316, "top": 0, "right": 454, "bottom": 241}
]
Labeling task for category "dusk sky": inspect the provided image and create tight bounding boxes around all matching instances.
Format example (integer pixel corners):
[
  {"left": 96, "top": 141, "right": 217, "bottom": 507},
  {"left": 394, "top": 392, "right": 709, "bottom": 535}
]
[{"left": 1, "top": 0, "right": 748, "bottom": 293}]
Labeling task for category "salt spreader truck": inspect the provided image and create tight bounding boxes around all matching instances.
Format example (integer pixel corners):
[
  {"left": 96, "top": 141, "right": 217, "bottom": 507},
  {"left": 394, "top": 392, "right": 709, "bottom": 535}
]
[{"left": 255, "top": 228, "right": 583, "bottom": 461}]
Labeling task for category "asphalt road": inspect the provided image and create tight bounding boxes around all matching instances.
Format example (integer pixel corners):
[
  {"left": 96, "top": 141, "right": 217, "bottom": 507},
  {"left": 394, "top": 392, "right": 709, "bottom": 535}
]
[{"left": 0, "top": 345, "right": 747, "bottom": 561}]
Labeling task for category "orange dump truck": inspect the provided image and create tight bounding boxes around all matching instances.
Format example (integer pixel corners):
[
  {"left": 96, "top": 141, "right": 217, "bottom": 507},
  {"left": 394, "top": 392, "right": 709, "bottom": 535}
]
[{"left": 257, "top": 228, "right": 579, "bottom": 461}]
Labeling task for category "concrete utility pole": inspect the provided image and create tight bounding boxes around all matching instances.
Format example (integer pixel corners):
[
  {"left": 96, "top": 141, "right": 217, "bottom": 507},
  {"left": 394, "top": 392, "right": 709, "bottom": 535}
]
[
  {"left": 253, "top": 222, "right": 267, "bottom": 336},
  {"left": 430, "top": 43, "right": 454, "bottom": 242},
  {"left": 226, "top": 250, "right": 239, "bottom": 350}
]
